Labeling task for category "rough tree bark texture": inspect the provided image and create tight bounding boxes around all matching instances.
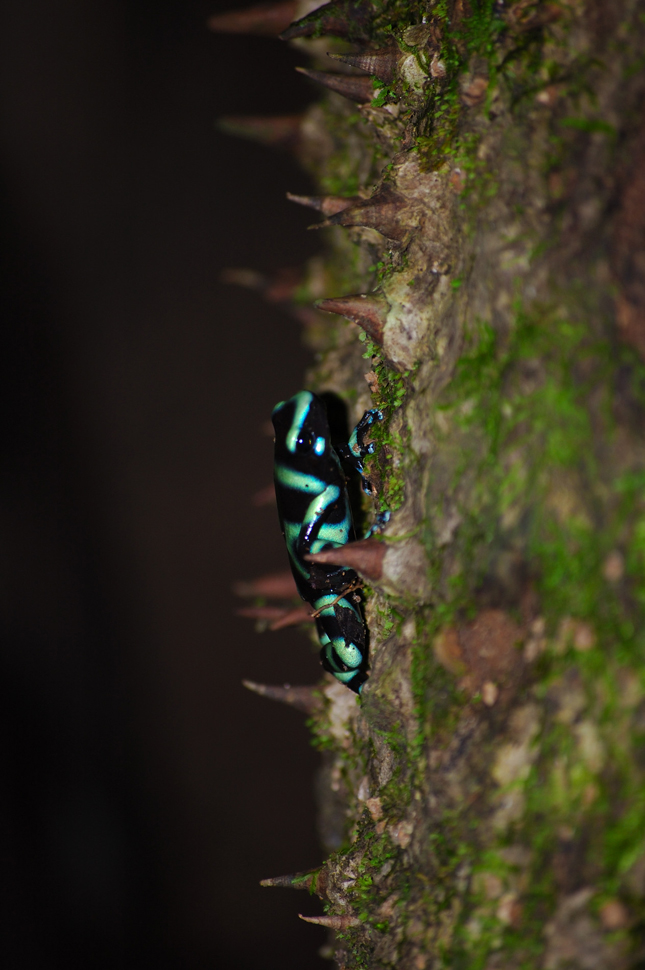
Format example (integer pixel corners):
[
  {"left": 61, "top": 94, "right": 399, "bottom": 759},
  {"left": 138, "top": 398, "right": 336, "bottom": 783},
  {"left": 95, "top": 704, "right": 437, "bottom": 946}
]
[{"left": 222, "top": 0, "right": 645, "bottom": 967}]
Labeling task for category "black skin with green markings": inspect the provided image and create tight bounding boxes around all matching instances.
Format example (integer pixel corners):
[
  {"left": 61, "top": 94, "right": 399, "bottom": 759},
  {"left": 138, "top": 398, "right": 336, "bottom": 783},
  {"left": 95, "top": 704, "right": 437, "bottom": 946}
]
[{"left": 272, "top": 391, "right": 382, "bottom": 693}]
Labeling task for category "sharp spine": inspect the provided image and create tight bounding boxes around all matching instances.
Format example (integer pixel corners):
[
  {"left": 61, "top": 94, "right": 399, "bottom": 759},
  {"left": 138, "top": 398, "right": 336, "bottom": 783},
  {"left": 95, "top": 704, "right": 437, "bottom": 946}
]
[
  {"left": 207, "top": 0, "right": 298, "bottom": 36},
  {"left": 298, "top": 913, "right": 360, "bottom": 929},
  {"left": 242, "top": 680, "right": 320, "bottom": 713},
  {"left": 251, "top": 483, "right": 276, "bottom": 506},
  {"left": 280, "top": 0, "right": 373, "bottom": 41},
  {"left": 237, "top": 605, "right": 288, "bottom": 621},
  {"left": 315, "top": 294, "right": 387, "bottom": 346},
  {"left": 296, "top": 67, "right": 374, "bottom": 104},
  {"left": 221, "top": 267, "right": 267, "bottom": 291},
  {"left": 269, "top": 605, "right": 315, "bottom": 630},
  {"left": 260, "top": 869, "right": 317, "bottom": 890},
  {"left": 221, "top": 265, "right": 301, "bottom": 304},
  {"left": 286, "top": 192, "right": 357, "bottom": 217},
  {"left": 233, "top": 570, "right": 297, "bottom": 599},
  {"left": 222, "top": 266, "right": 318, "bottom": 329},
  {"left": 327, "top": 47, "right": 398, "bottom": 84},
  {"left": 314, "top": 184, "right": 412, "bottom": 242},
  {"left": 306, "top": 538, "right": 385, "bottom": 582},
  {"left": 218, "top": 114, "right": 303, "bottom": 151}
]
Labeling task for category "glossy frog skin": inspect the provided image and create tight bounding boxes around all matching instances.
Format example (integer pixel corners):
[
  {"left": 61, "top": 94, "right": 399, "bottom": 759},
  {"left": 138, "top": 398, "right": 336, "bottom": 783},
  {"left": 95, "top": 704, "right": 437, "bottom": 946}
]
[{"left": 272, "top": 391, "right": 381, "bottom": 693}]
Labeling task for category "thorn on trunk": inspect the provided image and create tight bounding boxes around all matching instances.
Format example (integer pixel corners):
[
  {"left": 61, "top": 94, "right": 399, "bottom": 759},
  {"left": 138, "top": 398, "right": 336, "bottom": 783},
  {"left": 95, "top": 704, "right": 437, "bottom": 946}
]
[
  {"left": 262, "top": 868, "right": 328, "bottom": 898},
  {"left": 222, "top": 266, "right": 316, "bottom": 328},
  {"left": 314, "top": 184, "right": 412, "bottom": 243},
  {"left": 286, "top": 192, "right": 358, "bottom": 217},
  {"left": 221, "top": 266, "right": 301, "bottom": 304},
  {"left": 269, "top": 604, "right": 315, "bottom": 630},
  {"left": 327, "top": 47, "right": 398, "bottom": 84},
  {"left": 260, "top": 869, "right": 316, "bottom": 889},
  {"left": 207, "top": 0, "right": 298, "bottom": 36},
  {"left": 296, "top": 67, "right": 374, "bottom": 104},
  {"left": 251, "top": 483, "right": 276, "bottom": 507},
  {"left": 280, "top": 0, "right": 373, "bottom": 41},
  {"left": 298, "top": 913, "right": 360, "bottom": 929},
  {"left": 305, "top": 538, "right": 385, "bottom": 582},
  {"left": 315, "top": 294, "right": 387, "bottom": 346},
  {"left": 237, "top": 605, "right": 289, "bottom": 621},
  {"left": 221, "top": 267, "right": 267, "bottom": 292},
  {"left": 242, "top": 680, "right": 320, "bottom": 713},
  {"left": 218, "top": 114, "right": 303, "bottom": 151},
  {"left": 233, "top": 571, "right": 298, "bottom": 599}
]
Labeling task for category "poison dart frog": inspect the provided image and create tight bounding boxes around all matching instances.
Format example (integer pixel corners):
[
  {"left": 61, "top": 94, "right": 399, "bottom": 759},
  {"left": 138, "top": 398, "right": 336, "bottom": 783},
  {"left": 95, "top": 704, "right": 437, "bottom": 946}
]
[{"left": 272, "top": 391, "right": 382, "bottom": 693}]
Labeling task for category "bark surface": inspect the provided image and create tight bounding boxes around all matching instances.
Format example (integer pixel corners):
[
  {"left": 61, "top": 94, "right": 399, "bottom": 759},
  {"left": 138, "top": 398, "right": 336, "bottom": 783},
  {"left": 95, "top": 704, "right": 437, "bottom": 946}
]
[{"left": 230, "top": 1, "right": 645, "bottom": 967}]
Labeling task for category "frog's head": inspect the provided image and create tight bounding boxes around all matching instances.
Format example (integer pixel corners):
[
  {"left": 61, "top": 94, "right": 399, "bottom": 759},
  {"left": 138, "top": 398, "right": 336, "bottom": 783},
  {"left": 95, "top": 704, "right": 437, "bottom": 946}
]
[{"left": 272, "top": 391, "right": 330, "bottom": 463}]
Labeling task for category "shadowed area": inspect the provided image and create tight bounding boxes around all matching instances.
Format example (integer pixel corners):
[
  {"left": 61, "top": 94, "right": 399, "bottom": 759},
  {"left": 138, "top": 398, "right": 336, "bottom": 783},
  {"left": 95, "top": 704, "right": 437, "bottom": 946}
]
[{"left": 0, "top": 0, "right": 330, "bottom": 966}]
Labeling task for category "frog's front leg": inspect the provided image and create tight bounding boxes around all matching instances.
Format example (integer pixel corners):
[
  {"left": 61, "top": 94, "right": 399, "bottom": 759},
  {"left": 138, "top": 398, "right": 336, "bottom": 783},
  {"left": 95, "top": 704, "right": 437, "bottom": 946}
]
[
  {"left": 338, "top": 408, "right": 384, "bottom": 495},
  {"left": 345, "top": 407, "right": 384, "bottom": 464}
]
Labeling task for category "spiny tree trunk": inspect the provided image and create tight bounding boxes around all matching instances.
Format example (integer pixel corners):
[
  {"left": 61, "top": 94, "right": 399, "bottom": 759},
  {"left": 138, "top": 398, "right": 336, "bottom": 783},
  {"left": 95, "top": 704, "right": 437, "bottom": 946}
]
[{"left": 220, "top": 1, "right": 645, "bottom": 967}]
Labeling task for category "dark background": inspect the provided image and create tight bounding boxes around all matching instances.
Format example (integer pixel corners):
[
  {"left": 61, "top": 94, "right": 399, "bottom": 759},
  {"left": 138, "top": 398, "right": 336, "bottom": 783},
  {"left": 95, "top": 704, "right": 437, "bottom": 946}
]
[{"left": 0, "top": 1, "right": 329, "bottom": 966}]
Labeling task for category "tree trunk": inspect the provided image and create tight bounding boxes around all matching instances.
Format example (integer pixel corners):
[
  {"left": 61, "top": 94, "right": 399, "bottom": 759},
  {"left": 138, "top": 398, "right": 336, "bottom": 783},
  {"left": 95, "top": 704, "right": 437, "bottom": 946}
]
[{"left": 226, "top": 1, "right": 645, "bottom": 966}]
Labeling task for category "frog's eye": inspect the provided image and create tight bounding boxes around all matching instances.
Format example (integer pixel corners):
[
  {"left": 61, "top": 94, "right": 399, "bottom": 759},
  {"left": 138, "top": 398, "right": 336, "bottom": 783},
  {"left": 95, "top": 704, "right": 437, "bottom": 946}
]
[{"left": 295, "top": 431, "right": 315, "bottom": 453}]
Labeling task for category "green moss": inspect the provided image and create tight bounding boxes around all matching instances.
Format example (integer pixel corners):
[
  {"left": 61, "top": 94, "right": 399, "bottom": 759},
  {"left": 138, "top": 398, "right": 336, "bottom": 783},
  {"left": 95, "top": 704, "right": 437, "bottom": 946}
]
[
  {"left": 329, "top": 822, "right": 401, "bottom": 951},
  {"left": 403, "top": 295, "right": 645, "bottom": 961},
  {"left": 410, "top": 612, "right": 466, "bottom": 753},
  {"left": 359, "top": 355, "right": 411, "bottom": 514},
  {"left": 423, "top": 305, "right": 645, "bottom": 657},
  {"left": 413, "top": 0, "right": 510, "bottom": 178},
  {"left": 371, "top": 79, "right": 397, "bottom": 108}
]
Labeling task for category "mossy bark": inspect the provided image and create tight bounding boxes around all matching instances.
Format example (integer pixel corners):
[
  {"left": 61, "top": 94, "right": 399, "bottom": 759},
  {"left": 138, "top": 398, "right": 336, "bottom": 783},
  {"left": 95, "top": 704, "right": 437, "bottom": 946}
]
[{"left": 265, "top": 1, "right": 645, "bottom": 967}]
